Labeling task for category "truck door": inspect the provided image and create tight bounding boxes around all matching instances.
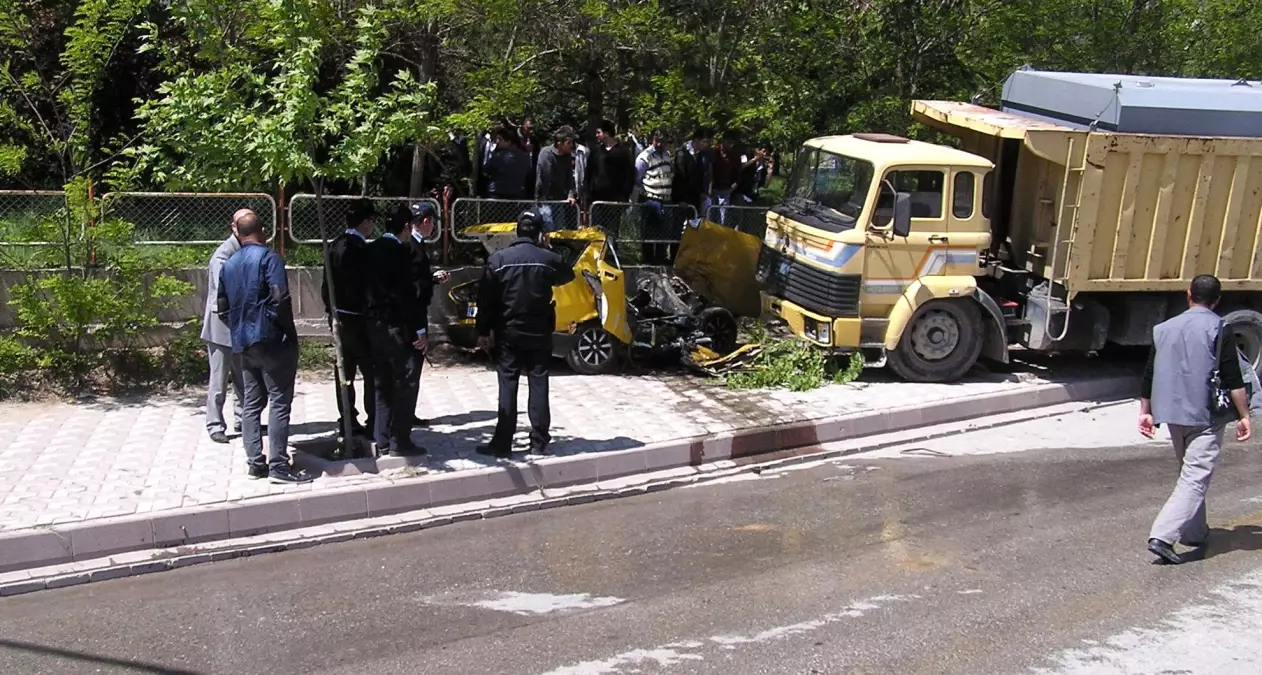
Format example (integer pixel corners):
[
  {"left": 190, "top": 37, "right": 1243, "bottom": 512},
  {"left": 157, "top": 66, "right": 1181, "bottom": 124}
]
[{"left": 862, "top": 168, "right": 949, "bottom": 314}]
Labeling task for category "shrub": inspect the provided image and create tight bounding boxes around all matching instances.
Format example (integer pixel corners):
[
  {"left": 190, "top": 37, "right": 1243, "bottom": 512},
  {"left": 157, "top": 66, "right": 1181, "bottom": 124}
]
[{"left": 727, "top": 324, "right": 865, "bottom": 391}]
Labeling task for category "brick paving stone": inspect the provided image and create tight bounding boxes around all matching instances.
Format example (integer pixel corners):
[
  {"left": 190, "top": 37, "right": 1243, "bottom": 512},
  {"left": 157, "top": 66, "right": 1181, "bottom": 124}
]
[{"left": 0, "top": 359, "right": 1126, "bottom": 535}]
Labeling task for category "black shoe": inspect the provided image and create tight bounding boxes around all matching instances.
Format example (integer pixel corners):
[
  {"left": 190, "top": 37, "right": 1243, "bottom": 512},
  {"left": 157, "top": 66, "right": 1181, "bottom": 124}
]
[
  {"left": 476, "top": 445, "right": 513, "bottom": 459},
  {"left": 388, "top": 444, "right": 428, "bottom": 458},
  {"left": 269, "top": 467, "right": 315, "bottom": 484},
  {"left": 209, "top": 431, "right": 229, "bottom": 444},
  {"left": 528, "top": 446, "right": 549, "bottom": 456},
  {"left": 411, "top": 416, "right": 430, "bottom": 428},
  {"left": 247, "top": 464, "right": 268, "bottom": 480},
  {"left": 1148, "top": 538, "right": 1183, "bottom": 565}
]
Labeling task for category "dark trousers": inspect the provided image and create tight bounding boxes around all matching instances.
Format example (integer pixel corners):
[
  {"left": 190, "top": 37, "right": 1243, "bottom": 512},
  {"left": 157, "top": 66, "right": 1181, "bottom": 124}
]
[
  {"left": 240, "top": 341, "right": 300, "bottom": 472},
  {"left": 332, "top": 314, "right": 375, "bottom": 431},
  {"left": 368, "top": 320, "right": 421, "bottom": 451},
  {"left": 640, "top": 199, "right": 673, "bottom": 264},
  {"left": 490, "top": 341, "right": 552, "bottom": 452}
]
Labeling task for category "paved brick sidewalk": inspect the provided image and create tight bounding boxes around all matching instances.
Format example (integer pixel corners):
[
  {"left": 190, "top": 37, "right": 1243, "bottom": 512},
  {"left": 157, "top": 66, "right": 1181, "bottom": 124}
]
[{"left": 0, "top": 359, "right": 1122, "bottom": 533}]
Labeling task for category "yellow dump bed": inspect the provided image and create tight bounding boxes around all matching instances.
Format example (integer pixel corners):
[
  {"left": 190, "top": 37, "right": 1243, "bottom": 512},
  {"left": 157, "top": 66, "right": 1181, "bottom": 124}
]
[{"left": 914, "top": 100, "right": 1262, "bottom": 293}]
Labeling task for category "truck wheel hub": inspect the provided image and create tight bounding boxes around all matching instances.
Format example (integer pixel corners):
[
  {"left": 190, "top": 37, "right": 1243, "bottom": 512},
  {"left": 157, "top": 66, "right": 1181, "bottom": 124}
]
[{"left": 911, "top": 311, "right": 959, "bottom": 361}]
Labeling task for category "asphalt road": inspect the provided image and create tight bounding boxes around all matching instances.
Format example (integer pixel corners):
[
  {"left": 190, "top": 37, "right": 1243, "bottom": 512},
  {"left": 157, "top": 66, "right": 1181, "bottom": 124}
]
[{"left": 4, "top": 406, "right": 1262, "bottom": 675}]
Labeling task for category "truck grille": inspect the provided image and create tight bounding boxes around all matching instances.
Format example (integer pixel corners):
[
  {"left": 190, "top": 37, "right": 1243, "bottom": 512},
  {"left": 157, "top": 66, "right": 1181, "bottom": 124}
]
[{"left": 757, "top": 246, "right": 861, "bottom": 317}]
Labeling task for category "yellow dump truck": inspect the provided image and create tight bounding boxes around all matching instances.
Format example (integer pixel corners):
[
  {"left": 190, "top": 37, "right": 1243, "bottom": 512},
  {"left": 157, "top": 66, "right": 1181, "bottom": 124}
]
[{"left": 757, "top": 78, "right": 1262, "bottom": 382}]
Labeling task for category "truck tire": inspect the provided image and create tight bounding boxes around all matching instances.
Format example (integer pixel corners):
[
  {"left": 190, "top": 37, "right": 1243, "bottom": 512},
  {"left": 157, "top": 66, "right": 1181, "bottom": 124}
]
[
  {"left": 1224, "top": 309, "right": 1262, "bottom": 378},
  {"left": 566, "top": 322, "right": 619, "bottom": 375},
  {"left": 887, "top": 299, "right": 984, "bottom": 383}
]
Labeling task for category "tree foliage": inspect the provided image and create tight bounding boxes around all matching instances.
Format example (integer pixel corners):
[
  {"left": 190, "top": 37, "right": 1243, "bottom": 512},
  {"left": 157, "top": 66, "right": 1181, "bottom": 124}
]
[{"left": 0, "top": 0, "right": 1259, "bottom": 192}]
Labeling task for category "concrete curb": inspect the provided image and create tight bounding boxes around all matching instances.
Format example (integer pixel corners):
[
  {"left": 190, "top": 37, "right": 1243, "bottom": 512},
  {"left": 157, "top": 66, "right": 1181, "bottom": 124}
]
[{"left": 0, "top": 376, "right": 1137, "bottom": 575}]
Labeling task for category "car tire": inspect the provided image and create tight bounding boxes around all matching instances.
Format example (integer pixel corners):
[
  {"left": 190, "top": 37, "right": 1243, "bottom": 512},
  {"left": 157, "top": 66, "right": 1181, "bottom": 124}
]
[
  {"left": 566, "top": 323, "right": 619, "bottom": 375},
  {"left": 1224, "top": 309, "right": 1262, "bottom": 379},
  {"left": 698, "top": 307, "right": 739, "bottom": 354},
  {"left": 887, "top": 299, "right": 984, "bottom": 383}
]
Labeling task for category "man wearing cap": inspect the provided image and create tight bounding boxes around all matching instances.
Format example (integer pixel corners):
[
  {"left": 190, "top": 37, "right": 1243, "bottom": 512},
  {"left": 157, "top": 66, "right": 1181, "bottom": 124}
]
[
  {"left": 404, "top": 202, "right": 451, "bottom": 428},
  {"left": 321, "top": 201, "right": 376, "bottom": 438},
  {"left": 363, "top": 208, "right": 429, "bottom": 457},
  {"left": 474, "top": 211, "right": 575, "bottom": 458}
]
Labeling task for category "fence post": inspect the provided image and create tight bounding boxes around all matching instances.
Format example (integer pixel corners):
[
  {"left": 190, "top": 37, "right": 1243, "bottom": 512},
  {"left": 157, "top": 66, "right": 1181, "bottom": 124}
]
[{"left": 276, "top": 183, "right": 287, "bottom": 255}]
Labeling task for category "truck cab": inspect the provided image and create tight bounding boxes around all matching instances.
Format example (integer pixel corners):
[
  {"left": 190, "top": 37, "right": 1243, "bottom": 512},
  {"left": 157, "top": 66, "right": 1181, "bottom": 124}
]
[{"left": 758, "top": 132, "right": 1008, "bottom": 382}]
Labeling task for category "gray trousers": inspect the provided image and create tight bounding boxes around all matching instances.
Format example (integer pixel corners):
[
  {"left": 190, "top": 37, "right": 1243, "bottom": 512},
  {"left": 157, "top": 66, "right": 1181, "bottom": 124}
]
[
  {"left": 1149, "top": 423, "right": 1224, "bottom": 545},
  {"left": 240, "top": 342, "right": 300, "bottom": 472},
  {"left": 205, "top": 342, "right": 244, "bottom": 435}
]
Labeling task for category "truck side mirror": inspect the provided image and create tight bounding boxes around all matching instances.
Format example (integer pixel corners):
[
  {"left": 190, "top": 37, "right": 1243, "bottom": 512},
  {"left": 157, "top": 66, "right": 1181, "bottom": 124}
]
[{"left": 892, "top": 192, "right": 912, "bottom": 238}]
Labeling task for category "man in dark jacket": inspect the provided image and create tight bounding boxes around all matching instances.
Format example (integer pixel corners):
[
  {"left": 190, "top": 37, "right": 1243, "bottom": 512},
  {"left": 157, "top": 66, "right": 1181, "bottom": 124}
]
[
  {"left": 483, "top": 126, "right": 531, "bottom": 200},
  {"left": 535, "top": 127, "right": 578, "bottom": 230},
  {"left": 217, "top": 212, "right": 311, "bottom": 484},
  {"left": 474, "top": 212, "right": 575, "bottom": 458},
  {"left": 404, "top": 202, "right": 450, "bottom": 428},
  {"left": 672, "top": 128, "right": 712, "bottom": 211},
  {"left": 321, "top": 201, "right": 376, "bottom": 438},
  {"left": 363, "top": 209, "right": 428, "bottom": 458},
  {"left": 588, "top": 120, "right": 636, "bottom": 204}
]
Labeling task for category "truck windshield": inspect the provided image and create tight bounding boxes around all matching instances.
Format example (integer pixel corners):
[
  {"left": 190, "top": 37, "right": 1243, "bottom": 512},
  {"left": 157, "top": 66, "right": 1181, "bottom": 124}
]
[{"left": 783, "top": 146, "right": 875, "bottom": 232}]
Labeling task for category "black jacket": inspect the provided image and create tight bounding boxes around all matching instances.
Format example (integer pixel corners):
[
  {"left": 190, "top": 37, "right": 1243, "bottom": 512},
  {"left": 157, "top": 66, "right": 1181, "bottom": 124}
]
[
  {"left": 484, "top": 145, "right": 532, "bottom": 199},
  {"left": 672, "top": 146, "right": 706, "bottom": 208},
  {"left": 476, "top": 238, "right": 576, "bottom": 346},
  {"left": 321, "top": 231, "right": 369, "bottom": 316},
  {"left": 363, "top": 235, "right": 424, "bottom": 335},
  {"left": 405, "top": 234, "right": 436, "bottom": 323},
  {"left": 588, "top": 141, "right": 636, "bottom": 203}
]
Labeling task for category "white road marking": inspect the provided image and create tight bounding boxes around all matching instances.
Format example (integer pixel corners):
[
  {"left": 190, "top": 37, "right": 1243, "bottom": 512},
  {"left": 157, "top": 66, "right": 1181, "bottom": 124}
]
[
  {"left": 1031, "top": 568, "right": 1262, "bottom": 674},
  {"left": 421, "top": 591, "right": 625, "bottom": 616},
  {"left": 957, "top": 589, "right": 984, "bottom": 595},
  {"left": 537, "top": 594, "right": 916, "bottom": 674}
]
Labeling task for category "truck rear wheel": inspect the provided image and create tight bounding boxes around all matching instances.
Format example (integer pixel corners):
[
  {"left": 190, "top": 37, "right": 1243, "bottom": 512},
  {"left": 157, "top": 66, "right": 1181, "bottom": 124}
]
[
  {"left": 888, "top": 299, "right": 984, "bottom": 383},
  {"left": 1224, "top": 309, "right": 1262, "bottom": 378}
]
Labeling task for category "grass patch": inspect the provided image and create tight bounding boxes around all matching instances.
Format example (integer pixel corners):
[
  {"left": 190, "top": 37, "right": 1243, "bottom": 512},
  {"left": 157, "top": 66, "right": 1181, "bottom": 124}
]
[
  {"left": 727, "top": 323, "right": 864, "bottom": 391},
  {"left": 298, "top": 340, "right": 334, "bottom": 372}
]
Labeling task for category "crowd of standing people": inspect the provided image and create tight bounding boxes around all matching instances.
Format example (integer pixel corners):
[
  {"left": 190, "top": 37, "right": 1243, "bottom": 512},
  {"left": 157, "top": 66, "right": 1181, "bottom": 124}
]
[{"left": 441, "top": 119, "right": 775, "bottom": 262}]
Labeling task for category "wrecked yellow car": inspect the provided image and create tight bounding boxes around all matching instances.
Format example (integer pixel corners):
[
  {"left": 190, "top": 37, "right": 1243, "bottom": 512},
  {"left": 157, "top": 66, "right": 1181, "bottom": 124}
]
[{"left": 446, "top": 223, "right": 748, "bottom": 374}]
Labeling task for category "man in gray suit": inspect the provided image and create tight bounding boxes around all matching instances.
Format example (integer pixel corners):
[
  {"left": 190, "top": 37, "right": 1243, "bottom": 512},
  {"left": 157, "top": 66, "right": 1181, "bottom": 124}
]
[
  {"left": 201, "top": 209, "right": 248, "bottom": 444},
  {"left": 1139, "top": 274, "right": 1252, "bottom": 564}
]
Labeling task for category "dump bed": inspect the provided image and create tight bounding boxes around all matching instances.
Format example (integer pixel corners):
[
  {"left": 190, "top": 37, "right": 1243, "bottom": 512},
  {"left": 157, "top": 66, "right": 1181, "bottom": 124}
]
[{"left": 914, "top": 100, "right": 1262, "bottom": 294}]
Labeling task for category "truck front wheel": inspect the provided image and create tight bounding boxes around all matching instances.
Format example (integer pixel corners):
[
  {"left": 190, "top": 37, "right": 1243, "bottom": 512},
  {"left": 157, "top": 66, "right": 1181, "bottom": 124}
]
[
  {"left": 1224, "top": 309, "right": 1262, "bottom": 379},
  {"left": 888, "top": 299, "right": 984, "bottom": 383}
]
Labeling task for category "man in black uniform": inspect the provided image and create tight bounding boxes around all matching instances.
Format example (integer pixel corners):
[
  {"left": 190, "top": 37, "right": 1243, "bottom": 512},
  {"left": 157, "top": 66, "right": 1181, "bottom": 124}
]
[
  {"left": 403, "top": 202, "right": 450, "bottom": 428},
  {"left": 322, "top": 202, "right": 376, "bottom": 437},
  {"left": 475, "top": 212, "right": 575, "bottom": 458},
  {"left": 363, "top": 208, "right": 428, "bottom": 457}
]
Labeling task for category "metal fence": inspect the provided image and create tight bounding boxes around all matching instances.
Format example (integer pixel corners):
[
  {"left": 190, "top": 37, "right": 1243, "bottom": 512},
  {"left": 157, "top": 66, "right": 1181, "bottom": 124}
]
[
  {"left": 99, "top": 192, "right": 277, "bottom": 245},
  {"left": 589, "top": 201, "right": 698, "bottom": 245},
  {"left": 450, "top": 198, "right": 579, "bottom": 241},
  {"left": 289, "top": 194, "right": 442, "bottom": 244},
  {"left": 706, "top": 204, "right": 769, "bottom": 239},
  {"left": 0, "top": 190, "right": 77, "bottom": 245}
]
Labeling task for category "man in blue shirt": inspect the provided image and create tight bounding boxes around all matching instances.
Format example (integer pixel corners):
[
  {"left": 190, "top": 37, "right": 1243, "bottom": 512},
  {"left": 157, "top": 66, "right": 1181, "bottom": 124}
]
[{"left": 216, "top": 212, "right": 312, "bottom": 484}]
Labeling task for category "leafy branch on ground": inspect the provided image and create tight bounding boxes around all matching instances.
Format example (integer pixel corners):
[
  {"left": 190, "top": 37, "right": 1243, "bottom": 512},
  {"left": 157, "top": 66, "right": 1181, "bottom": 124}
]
[{"left": 726, "top": 322, "right": 865, "bottom": 392}]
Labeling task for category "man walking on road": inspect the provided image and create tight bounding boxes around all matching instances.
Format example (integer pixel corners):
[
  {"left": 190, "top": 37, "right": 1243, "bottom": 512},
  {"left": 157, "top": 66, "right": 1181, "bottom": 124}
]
[
  {"left": 1139, "top": 274, "right": 1251, "bottom": 564},
  {"left": 322, "top": 202, "right": 376, "bottom": 438},
  {"left": 202, "top": 210, "right": 246, "bottom": 444},
  {"left": 474, "top": 211, "right": 575, "bottom": 458},
  {"left": 216, "top": 212, "right": 311, "bottom": 483},
  {"left": 363, "top": 208, "right": 428, "bottom": 457}
]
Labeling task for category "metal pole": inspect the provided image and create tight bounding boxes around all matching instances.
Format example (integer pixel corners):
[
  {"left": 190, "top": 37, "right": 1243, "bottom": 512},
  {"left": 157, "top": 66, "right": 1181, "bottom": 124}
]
[{"left": 314, "top": 178, "right": 361, "bottom": 459}]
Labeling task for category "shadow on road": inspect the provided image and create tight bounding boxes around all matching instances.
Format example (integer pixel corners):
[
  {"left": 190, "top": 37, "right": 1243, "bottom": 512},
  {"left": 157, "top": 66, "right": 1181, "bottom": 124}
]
[
  {"left": 1193, "top": 524, "right": 1262, "bottom": 561},
  {"left": 0, "top": 638, "right": 202, "bottom": 674}
]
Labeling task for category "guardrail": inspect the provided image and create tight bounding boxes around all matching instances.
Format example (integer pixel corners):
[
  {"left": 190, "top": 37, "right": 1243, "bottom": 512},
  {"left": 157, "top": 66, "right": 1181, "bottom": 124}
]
[
  {"left": 450, "top": 198, "right": 578, "bottom": 241},
  {"left": 289, "top": 194, "right": 442, "bottom": 244},
  {"left": 99, "top": 192, "right": 277, "bottom": 245}
]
